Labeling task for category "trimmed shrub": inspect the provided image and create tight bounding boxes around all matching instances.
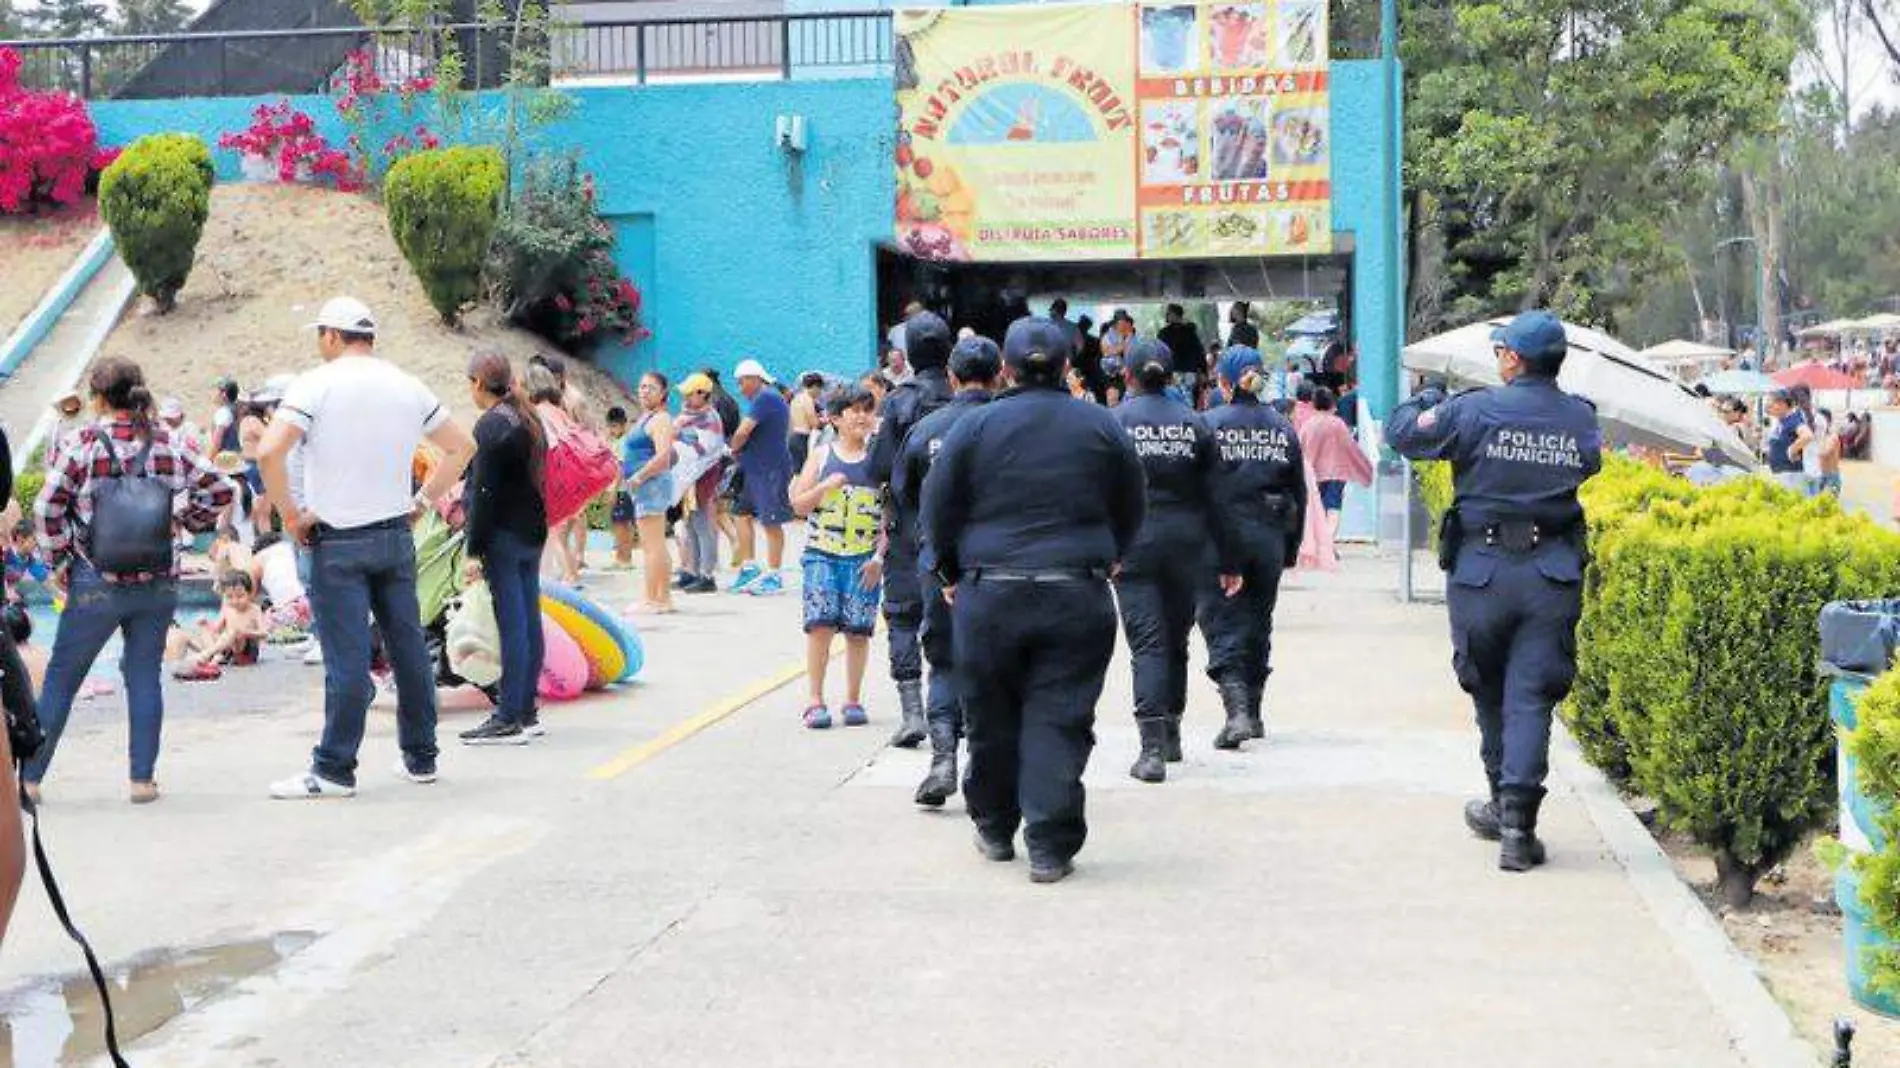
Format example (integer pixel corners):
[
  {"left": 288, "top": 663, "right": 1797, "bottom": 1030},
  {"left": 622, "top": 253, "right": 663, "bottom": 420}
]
[
  {"left": 384, "top": 146, "right": 504, "bottom": 325},
  {"left": 1841, "top": 672, "right": 1900, "bottom": 996},
  {"left": 1566, "top": 458, "right": 1900, "bottom": 907},
  {"left": 98, "top": 133, "right": 213, "bottom": 314},
  {"left": 13, "top": 467, "right": 44, "bottom": 517}
]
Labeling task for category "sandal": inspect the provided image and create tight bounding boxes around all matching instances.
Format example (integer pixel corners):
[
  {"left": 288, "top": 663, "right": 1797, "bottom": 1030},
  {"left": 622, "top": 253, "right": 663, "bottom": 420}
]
[
  {"left": 841, "top": 703, "right": 869, "bottom": 728},
  {"left": 802, "top": 705, "right": 833, "bottom": 730},
  {"left": 172, "top": 661, "right": 223, "bottom": 682}
]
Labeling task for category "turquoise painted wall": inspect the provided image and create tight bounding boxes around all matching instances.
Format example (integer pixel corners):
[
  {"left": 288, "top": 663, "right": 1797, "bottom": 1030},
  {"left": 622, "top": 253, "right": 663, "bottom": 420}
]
[{"left": 88, "top": 62, "right": 1399, "bottom": 408}]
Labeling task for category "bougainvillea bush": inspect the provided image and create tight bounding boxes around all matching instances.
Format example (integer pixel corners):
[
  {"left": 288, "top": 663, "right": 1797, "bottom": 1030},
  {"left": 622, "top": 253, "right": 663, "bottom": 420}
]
[
  {"left": 333, "top": 50, "right": 439, "bottom": 187},
  {"left": 217, "top": 101, "right": 362, "bottom": 192},
  {"left": 0, "top": 47, "right": 119, "bottom": 214},
  {"left": 488, "top": 159, "right": 649, "bottom": 354}
]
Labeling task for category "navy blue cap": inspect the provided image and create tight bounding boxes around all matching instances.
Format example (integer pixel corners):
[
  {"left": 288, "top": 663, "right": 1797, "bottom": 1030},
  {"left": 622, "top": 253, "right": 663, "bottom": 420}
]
[
  {"left": 948, "top": 335, "right": 1002, "bottom": 381},
  {"left": 1218, "top": 345, "right": 1264, "bottom": 385},
  {"left": 1492, "top": 311, "right": 1568, "bottom": 364},
  {"left": 905, "top": 311, "right": 952, "bottom": 371},
  {"left": 1003, "top": 317, "right": 1074, "bottom": 372},
  {"left": 1129, "top": 338, "right": 1172, "bottom": 377}
]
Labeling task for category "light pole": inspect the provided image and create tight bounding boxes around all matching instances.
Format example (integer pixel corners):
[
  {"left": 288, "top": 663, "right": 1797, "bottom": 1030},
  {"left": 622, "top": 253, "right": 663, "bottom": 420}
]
[{"left": 1716, "top": 235, "right": 1767, "bottom": 360}]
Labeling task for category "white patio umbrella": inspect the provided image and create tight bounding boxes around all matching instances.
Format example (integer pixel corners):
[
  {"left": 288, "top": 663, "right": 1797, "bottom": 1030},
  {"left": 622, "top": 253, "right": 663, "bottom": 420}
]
[
  {"left": 1850, "top": 313, "right": 1900, "bottom": 332},
  {"left": 1402, "top": 317, "right": 1756, "bottom": 468},
  {"left": 1639, "top": 338, "right": 1733, "bottom": 365},
  {"left": 1800, "top": 318, "right": 1859, "bottom": 337}
]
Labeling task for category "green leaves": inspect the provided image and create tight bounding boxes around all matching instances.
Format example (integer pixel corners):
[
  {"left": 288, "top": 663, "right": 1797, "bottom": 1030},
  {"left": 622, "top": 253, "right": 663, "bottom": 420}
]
[
  {"left": 1561, "top": 456, "right": 1900, "bottom": 906},
  {"left": 98, "top": 133, "right": 213, "bottom": 315},
  {"left": 1405, "top": 0, "right": 1797, "bottom": 330},
  {"left": 384, "top": 146, "right": 505, "bottom": 325}
]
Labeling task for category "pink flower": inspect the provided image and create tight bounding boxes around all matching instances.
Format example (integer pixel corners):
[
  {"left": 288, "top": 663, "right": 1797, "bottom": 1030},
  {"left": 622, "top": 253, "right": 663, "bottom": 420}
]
[{"left": 554, "top": 293, "right": 572, "bottom": 311}]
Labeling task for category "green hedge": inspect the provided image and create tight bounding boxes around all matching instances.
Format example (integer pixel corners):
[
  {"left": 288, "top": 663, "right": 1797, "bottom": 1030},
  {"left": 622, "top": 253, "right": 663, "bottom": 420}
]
[
  {"left": 385, "top": 147, "right": 505, "bottom": 325},
  {"left": 98, "top": 133, "right": 214, "bottom": 314},
  {"left": 1563, "top": 457, "right": 1900, "bottom": 906},
  {"left": 1842, "top": 672, "right": 1900, "bottom": 995}
]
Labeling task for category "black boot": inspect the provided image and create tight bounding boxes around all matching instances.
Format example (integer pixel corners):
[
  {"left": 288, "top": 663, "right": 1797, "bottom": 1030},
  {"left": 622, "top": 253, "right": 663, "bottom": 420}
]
[
  {"left": 1213, "top": 678, "right": 1252, "bottom": 750},
  {"left": 914, "top": 721, "right": 959, "bottom": 807},
  {"left": 1498, "top": 786, "right": 1548, "bottom": 872},
  {"left": 1130, "top": 719, "right": 1168, "bottom": 783},
  {"left": 1163, "top": 714, "right": 1184, "bottom": 763},
  {"left": 1246, "top": 682, "right": 1265, "bottom": 740},
  {"left": 1463, "top": 774, "right": 1501, "bottom": 841},
  {"left": 888, "top": 680, "right": 927, "bottom": 749}
]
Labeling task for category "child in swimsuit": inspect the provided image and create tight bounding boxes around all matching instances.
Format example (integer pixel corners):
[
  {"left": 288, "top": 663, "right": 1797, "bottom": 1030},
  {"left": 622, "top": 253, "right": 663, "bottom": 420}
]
[{"left": 172, "top": 572, "right": 270, "bottom": 677}]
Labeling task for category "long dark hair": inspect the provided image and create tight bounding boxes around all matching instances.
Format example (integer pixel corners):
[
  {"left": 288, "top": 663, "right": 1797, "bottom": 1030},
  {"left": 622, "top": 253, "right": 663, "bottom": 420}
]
[
  {"left": 468, "top": 352, "right": 547, "bottom": 491},
  {"left": 90, "top": 357, "right": 155, "bottom": 441}
]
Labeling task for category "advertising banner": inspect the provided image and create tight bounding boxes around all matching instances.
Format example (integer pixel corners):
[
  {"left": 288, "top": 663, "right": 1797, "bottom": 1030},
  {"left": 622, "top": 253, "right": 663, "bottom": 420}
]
[{"left": 894, "top": 2, "right": 1331, "bottom": 263}]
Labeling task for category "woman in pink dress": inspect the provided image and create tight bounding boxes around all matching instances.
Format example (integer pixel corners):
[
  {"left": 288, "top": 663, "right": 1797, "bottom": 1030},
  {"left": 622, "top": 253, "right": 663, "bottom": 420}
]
[{"left": 1297, "top": 387, "right": 1374, "bottom": 568}]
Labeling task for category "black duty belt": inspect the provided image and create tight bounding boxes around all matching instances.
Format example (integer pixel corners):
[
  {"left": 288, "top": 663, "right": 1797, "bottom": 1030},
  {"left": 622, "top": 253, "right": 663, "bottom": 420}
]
[
  {"left": 310, "top": 515, "right": 410, "bottom": 542},
  {"left": 967, "top": 567, "right": 1107, "bottom": 584},
  {"left": 1460, "top": 517, "right": 1574, "bottom": 554}
]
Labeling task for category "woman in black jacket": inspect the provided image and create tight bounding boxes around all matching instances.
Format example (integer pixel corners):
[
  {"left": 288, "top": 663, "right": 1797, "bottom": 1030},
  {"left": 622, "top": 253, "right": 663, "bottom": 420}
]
[{"left": 458, "top": 352, "right": 550, "bottom": 746}]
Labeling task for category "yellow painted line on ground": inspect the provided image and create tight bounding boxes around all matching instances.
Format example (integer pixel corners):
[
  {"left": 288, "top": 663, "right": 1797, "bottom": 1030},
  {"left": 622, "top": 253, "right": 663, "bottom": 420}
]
[{"left": 586, "top": 640, "right": 855, "bottom": 781}]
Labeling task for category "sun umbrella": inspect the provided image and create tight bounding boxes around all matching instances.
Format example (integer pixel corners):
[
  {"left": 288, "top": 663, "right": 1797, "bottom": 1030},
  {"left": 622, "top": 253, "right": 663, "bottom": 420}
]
[
  {"left": 1639, "top": 339, "right": 1732, "bottom": 365},
  {"left": 1700, "top": 368, "right": 1778, "bottom": 395},
  {"left": 1799, "top": 318, "right": 1858, "bottom": 338},
  {"left": 1285, "top": 310, "right": 1339, "bottom": 337},
  {"left": 1402, "top": 317, "right": 1756, "bottom": 468},
  {"left": 1773, "top": 362, "right": 1862, "bottom": 390},
  {"left": 1851, "top": 313, "right": 1900, "bottom": 332}
]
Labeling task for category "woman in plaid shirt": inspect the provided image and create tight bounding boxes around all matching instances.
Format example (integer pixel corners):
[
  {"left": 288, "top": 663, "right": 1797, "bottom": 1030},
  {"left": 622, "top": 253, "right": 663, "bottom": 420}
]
[{"left": 25, "top": 358, "right": 236, "bottom": 805}]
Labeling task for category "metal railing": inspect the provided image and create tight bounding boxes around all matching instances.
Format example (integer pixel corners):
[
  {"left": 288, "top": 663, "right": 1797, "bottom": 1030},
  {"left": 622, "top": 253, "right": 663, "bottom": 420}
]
[
  {"left": 0, "top": 4, "right": 1384, "bottom": 101},
  {"left": 0, "top": 12, "right": 896, "bottom": 99}
]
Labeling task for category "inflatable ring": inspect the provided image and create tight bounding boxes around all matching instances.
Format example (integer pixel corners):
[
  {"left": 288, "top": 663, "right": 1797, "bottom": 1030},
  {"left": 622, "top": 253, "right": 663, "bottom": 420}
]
[
  {"left": 538, "top": 613, "right": 588, "bottom": 702},
  {"left": 540, "top": 598, "right": 622, "bottom": 689},
  {"left": 541, "top": 581, "right": 644, "bottom": 684}
]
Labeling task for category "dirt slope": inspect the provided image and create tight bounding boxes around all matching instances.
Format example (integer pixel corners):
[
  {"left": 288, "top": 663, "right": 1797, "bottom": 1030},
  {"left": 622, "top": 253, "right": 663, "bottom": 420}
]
[
  {"left": 95, "top": 183, "right": 629, "bottom": 425},
  {"left": 0, "top": 205, "right": 101, "bottom": 343}
]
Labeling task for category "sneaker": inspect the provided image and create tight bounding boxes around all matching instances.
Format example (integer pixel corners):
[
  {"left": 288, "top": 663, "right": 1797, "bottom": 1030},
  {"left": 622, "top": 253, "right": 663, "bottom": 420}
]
[
  {"left": 303, "top": 642, "right": 325, "bottom": 666},
  {"left": 841, "top": 703, "right": 869, "bottom": 727},
  {"left": 460, "top": 715, "right": 528, "bottom": 746},
  {"left": 523, "top": 711, "right": 546, "bottom": 738},
  {"left": 685, "top": 576, "right": 719, "bottom": 594},
  {"left": 803, "top": 704, "right": 833, "bottom": 730},
  {"left": 395, "top": 760, "right": 438, "bottom": 785},
  {"left": 673, "top": 570, "right": 696, "bottom": 590},
  {"left": 729, "top": 563, "right": 764, "bottom": 592},
  {"left": 747, "top": 572, "right": 785, "bottom": 597},
  {"left": 269, "top": 771, "right": 355, "bottom": 800}
]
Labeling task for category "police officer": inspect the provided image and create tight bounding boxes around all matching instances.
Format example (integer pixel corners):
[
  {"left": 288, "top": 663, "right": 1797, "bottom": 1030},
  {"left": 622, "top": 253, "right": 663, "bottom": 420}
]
[
  {"left": 892, "top": 335, "right": 1003, "bottom": 807},
  {"left": 1200, "top": 345, "right": 1306, "bottom": 750},
  {"left": 873, "top": 310, "right": 956, "bottom": 749},
  {"left": 923, "top": 317, "right": 1146, "bottom": 884},
  {"left": 1386, "top": 310, "right": 1602, "bottom": 872},
  {"left": 1113, "top": 340, "right": 1220, "bottom": 783}
]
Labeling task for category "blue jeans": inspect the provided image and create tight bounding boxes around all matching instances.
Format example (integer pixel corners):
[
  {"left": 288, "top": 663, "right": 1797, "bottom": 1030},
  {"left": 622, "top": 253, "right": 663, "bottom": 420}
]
[
  {"left": 481, "top": 529, "right": 545, "bottom": 724},
  {"left": 26, "top": 562, "right": 176, "bottom": 784},
  {"left": 307, "top": 520, "right": 438, "bottom": 785}
]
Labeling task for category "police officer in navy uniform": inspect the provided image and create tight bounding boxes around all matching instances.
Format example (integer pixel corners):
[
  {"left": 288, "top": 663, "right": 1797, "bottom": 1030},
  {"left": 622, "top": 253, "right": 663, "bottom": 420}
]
[
  {"left": 923, "top": 317, "right": 1145, "bottom": 884},
  {"left": 1386, "top": 310, "right": 1602, "bottom": 872},
  {"left": 893, "top": 335, "right": 1002, "bottom": 808},
  {"left": 1199, "top": 345, "right": 1306, "bottom": 750},
  {"left": 874, "top": 310, "right": 956, "bottom": 750},
  {"left": 1113, "top": 340, "right": 1222, "bottom": 783}
]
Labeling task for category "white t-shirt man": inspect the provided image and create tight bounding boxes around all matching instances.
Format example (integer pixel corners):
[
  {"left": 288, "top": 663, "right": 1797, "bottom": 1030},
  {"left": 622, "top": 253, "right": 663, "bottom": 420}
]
[{"left": 277, "top": 355, "right": 447, "bottom": 530}]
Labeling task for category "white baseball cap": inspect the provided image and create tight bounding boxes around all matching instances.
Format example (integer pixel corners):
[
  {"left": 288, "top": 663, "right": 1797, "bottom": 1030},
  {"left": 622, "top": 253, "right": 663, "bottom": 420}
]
[
  {"left": 733, "top": 358, "right": 775, "bottom": 384},
  {"left": 157, "top": 396, "right": 185, "bottom": 420},
  {"left": 306, "top": 296, "right": 378, "bottom": 335}
]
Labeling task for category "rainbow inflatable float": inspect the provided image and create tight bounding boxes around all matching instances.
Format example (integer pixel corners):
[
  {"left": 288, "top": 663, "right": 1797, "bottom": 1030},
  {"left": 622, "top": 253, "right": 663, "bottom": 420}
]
[{"left": 540, "top": 580, "right": 645, "bottom": 690}]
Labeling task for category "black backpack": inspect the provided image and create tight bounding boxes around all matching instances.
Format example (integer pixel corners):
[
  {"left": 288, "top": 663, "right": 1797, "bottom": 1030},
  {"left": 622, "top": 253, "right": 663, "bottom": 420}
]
[{"left": 84, "top": 432, "right": 175, "bottom": 575}]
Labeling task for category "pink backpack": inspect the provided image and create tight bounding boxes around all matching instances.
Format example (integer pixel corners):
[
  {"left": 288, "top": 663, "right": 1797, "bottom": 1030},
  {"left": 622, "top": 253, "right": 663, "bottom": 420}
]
[{"left": 541, "top": 409, "right": 617, "bottom": 526}]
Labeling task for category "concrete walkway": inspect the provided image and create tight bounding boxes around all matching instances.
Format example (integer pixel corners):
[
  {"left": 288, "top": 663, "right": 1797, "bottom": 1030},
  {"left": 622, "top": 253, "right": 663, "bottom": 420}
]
[{"left": 0, "top": 550, "right": 1812, "bottom": 1067}]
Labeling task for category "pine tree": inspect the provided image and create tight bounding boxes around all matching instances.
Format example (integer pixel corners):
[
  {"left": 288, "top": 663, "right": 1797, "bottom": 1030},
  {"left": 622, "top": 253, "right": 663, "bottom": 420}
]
[
  {"left": 114, "top": 0, "right": 192, "bottom": 36},
  {"left": 23, "top": 0, "right": 107, "bottom": 38}
]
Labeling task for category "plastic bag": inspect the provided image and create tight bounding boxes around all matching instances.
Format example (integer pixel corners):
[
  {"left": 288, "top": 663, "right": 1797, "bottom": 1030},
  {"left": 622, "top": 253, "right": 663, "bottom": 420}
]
[
  {"left": 1819, "top": 599, "right": 1900, "bottom": 677},
  {"left": 446, "top": 580, "right": 503, "bottom": 688}
]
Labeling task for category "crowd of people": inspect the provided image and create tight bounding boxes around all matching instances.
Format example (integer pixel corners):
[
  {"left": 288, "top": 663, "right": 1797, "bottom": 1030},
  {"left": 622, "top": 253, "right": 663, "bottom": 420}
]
[{"left": 0, "top": 289, "right": 1403, "bottom": 888}]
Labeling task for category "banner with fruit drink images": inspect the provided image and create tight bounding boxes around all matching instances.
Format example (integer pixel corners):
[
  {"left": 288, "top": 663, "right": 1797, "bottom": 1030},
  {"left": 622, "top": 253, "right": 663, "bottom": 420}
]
[
  {"left": 893, "top": 2, "right": 1331, "bottom": 263},
  {"left": 893, "top": 5, "right": 1140, "bottom": 262}
]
